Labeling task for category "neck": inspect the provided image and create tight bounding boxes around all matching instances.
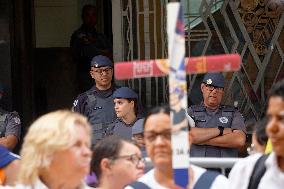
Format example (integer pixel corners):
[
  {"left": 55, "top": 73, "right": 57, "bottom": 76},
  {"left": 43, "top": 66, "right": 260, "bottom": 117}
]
[
  {"left": 96, "top": 83, "right": 112, "bottom": 91},
  {"left": 277, "top": 156, "right": 284, "bottom": 172},
  {"left": 122, "top": 112, "right": 136, "bottom": 124},
  {"left": 204, "top": 102, "right": 219, "bottom": 110},
  {"left": 99, "top": 176, "right": 124, "bottom": 189},
  {"left": 154, "top": 166, "right": 175, "bottom": 188},
  {"left": 40, "top": 174, "right": 81, "bottom": 189}
]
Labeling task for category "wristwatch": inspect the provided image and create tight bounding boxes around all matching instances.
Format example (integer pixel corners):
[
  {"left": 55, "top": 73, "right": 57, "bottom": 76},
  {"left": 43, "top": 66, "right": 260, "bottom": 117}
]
[{"left": 218, "top": 126, "right": 224, "bottom": 136}]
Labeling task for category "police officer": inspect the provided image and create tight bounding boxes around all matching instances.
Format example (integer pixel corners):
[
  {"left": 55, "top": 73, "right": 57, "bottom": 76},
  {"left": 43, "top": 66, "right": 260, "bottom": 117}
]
[
  {"left": 132, "top": 118, "right": 147, "bottom": 158},
  {"left": 72, "top": 55, "right": 119, "bottom": 146},
  {"left": 187, "top": 73, "right": 246, "bottom": 157},
  {"left": 111, "top": 87, "right": 143, "bottom": 139},
  {"left": 70, "top": 4, "right": 112, "bottom": 92},
  {"left": 0, "top": 84, "right": 21, "bottom": 151}
]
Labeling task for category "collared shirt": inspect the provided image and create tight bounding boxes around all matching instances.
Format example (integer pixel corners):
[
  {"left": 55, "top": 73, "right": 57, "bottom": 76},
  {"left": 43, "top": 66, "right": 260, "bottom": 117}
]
[
  {"left": 0, "top": 108, "right": 21, "bottom": 140},
  {"left": 187, "top": 103, "right": 246, "bottom": 157},
  {"left": 112, "top": 118, "right": 143, "bottom": 139},
  {"left": 73, "top": 84, "right": 118, "bottom": 125},
  {"left": 73, "top": 84, "right": 119, "bottom": 145},
  {"left": 229, "top": 152, "right": 284, "bottom": 189}
]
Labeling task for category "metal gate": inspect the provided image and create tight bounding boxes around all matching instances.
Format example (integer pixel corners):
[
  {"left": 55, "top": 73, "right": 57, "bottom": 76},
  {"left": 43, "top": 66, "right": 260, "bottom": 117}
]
[{"left": 113, "top": 0, "right": 284, "bottom": 130}]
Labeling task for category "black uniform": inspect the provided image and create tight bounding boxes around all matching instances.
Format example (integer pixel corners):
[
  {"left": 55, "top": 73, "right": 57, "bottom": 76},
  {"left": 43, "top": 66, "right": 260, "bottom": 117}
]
[{"left": 73, "top": 84, "right": 119, "bottom": 145}]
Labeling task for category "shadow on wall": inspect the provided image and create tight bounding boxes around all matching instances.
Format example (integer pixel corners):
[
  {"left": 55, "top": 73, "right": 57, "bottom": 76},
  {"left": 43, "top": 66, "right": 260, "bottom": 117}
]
[{"left": 34, "top": 48, "right": 77, "bottom": 116}]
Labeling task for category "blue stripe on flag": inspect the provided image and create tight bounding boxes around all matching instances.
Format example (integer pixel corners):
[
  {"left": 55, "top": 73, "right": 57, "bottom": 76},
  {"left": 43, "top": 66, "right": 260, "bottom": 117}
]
[
  {"left": 175, "top": 5, "right": 184, "bottom": 36},
  {"left": 174, "top": 168, "right": 189, "bottom": 188}
]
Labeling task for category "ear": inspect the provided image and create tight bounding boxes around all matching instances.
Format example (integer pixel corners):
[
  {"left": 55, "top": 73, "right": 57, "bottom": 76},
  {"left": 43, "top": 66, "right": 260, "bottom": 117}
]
[
  {"left": 200, "top": 83, "right": 206, "bottom": 93},
  {"left": 130, "top": 100, "right": 135, "bottom": 108},
  {"left": 90, "top": 69, "right": 95, "bottom": 79},
  {"left": 100, "top": 158, "right": 113, "bottom": 175}
]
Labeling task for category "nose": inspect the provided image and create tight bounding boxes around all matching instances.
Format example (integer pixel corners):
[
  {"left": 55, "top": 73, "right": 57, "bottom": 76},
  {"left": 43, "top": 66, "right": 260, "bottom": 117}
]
[
  {"left": 266, "top": 117, "right": 279, "bottom": 135},
  {"left": 137, "top": 159, "right": 145, "bottom": 169},
  {"left": 114, "top": 103, "right": 118, "bottom": 109},
  {"left": 154, "top": 134, "right": 166, "bottom": 145},
  {"left": 82, "top": 144, "right": 92, "bottom": 157}
]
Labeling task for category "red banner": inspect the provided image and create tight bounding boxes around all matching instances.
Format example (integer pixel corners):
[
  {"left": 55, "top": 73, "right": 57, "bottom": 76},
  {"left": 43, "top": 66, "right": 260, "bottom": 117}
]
[{"left": 114, "top": 54, "right": 241, "bottom": 80}]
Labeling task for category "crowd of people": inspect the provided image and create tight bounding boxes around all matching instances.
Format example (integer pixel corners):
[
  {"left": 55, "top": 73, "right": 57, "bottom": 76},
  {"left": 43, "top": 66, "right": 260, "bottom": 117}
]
[{"left": 0, "top": 3, "right": 284, "bottom": 189}]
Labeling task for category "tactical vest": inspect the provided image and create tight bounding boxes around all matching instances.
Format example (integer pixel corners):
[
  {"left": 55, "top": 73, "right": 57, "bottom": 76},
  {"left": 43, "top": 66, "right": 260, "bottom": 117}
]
[
  {"left": 0, "top": 109, "right": 8, "bottom": 138},
  {"left": 190, "top": 105, "right": 238, "bottom": 157},
  {"left": 85, "top": 90, "right": 116, "bottom": 145}
]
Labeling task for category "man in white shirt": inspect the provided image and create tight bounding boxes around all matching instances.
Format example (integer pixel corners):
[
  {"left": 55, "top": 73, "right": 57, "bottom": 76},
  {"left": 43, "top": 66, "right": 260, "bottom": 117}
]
[{"left": 229, "top": 79, "right": 284, "bottom": 189}]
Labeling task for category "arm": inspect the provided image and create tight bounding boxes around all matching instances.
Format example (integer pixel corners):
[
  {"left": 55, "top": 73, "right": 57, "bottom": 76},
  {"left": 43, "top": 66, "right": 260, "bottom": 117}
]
[
  {"left": 72, "top": 95, "right": 85, "bottom": 114},
  {"left": 0, "top": 135, "right": 18, "bottom": 150},
  {"left": 201, "top": 109, "right": 246, "bottom": 148},
  {"left": 191, "top": 127, "right": 232, "bottom": 144},
  {"left": 202, "top": 130, "right": 246, "bottom": 148},
  {"left": 0, "top": 112, "right": 21, "bottom": 150}
]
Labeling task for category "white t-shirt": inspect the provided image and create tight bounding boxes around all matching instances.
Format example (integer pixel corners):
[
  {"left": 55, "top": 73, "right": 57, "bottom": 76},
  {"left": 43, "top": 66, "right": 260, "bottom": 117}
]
[
  {"left": 229, "top": 152, "right": 284, "bottom": 189},
  {"left": 1, "top": 179, "right": 93, "bottom": 189},
  {"left": 125, "top": 165, "right": 228, "bottom": 189}
]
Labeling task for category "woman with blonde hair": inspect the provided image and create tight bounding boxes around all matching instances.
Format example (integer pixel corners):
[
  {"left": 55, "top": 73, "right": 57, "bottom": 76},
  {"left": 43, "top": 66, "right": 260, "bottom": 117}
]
[{"left": 4, "top": 110, "right": 92, "bottom": 189}]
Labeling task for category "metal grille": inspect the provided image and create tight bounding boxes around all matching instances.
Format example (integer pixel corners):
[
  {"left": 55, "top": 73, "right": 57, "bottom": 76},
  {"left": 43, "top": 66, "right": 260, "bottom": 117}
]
[{"left": 116, "top": 0, "right": 284, "bottom": 129}]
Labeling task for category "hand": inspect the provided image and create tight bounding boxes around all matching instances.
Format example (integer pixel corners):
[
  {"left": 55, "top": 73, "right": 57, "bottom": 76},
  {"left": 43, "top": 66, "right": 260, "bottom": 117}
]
[{"left": 223, "top": 128, "right": 232, "bottom": 135}]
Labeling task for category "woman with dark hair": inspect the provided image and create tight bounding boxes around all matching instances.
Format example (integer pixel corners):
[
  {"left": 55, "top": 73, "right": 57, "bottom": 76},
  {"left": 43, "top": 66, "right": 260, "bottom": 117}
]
[
  {"left": 125, "top": 105, "right": 228, "bottom": 189},
  {"left": 92, "top": 135, "right": 145, "bottom": 189},
  {"left": 111, "top": 87, "right": 143, "bottom": 139},
  {"left": 247, "top": 117, "right": 268, "bottom": 155}
]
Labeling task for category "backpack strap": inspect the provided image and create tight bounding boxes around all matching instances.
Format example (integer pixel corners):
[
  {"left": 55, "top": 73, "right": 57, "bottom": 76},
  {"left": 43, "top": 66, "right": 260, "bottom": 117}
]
[
  {"left": 247, "top": 154, "right": 269, "bottom": 189},
  {"left": 193, "top": 170, "right": 219, "bottom": 189},
  {"left": 128, "top": 181, "right": 151, "bottom": 189}
]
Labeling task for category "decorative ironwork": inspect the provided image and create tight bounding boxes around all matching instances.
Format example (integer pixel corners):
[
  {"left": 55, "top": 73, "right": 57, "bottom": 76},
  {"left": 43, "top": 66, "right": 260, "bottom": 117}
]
[{"left": 117, "top": 0, "right": 284, "bottom": 128}]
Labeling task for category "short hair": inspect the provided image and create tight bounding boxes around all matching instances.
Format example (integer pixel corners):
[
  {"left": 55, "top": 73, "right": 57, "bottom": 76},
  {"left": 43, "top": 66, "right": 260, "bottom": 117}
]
[
  {"left": 254, "top": 117, "right": 268, "bottom": 146},
  {"left": 144, "top": 105, "right": 170, "bottom": 129},
  {"left": 18, "top": 110, "right": 91, "bottom": 184},
  {"left": 143, "top": 105, "right": 190, "bottom": 130},
  {"left": 81, "top": 4, "right": 96, "bottom": 19},
  {"left": 268, "top": 79, "right": 284, "bottom": 100},
  {"left": 91, "top": 135, "right": 136, "bottom": 180}
]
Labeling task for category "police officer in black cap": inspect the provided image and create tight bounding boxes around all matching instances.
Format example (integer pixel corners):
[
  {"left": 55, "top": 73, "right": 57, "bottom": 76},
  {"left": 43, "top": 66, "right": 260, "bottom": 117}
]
[
  {"left": 111, "top": 87, "right": 143, "bottom": 139},
  {"left": 0, "top": 84, "right": 21, "bottom": 151},
  {"left": 72, "top": 55, "right": 119, "bottom": 146},
  {"left": 187, "top": 73, "right": 246, "bottom": 157}
]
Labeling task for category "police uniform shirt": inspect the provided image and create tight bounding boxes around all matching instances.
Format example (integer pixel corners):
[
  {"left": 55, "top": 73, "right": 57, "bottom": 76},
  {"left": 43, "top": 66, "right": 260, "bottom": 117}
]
[
  {"left": 112, "top": 118, "right": 143, "bottom": 139},
  {"left": 73, "top": 84, "right": 119, "bottom": 144},
  {"left": 0, "top": 108, "right": 21, "bottom": 140},
  {"left": 187, "top": 103, "right": 246, "bottom": 157}
]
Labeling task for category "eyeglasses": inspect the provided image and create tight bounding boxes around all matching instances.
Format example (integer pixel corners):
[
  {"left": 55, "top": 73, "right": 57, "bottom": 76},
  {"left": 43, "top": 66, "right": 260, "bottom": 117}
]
[
  {"left": 113, "top": 154, "right": 145, "bottom": 168},
  {"left": 133, "top": 134, "right": 144, "bottom": 140},
  {"left": 93, "top": 67, "right": 113, "bottom": 74},
  {"left": 205, "top": 84, "right": 224, "bottom": 92},
  {"left": 144, "top": 129, "right": 172, "bottom": 143}
]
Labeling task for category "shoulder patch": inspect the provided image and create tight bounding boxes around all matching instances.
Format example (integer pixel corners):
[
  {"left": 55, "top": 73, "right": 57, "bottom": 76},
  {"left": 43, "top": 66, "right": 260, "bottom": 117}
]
[
  {"left": 73, "top": 100, "right": 78, "bottom": 107},
  {"left": 13, "top": 117, "right": 21, "bottom": 124}
]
